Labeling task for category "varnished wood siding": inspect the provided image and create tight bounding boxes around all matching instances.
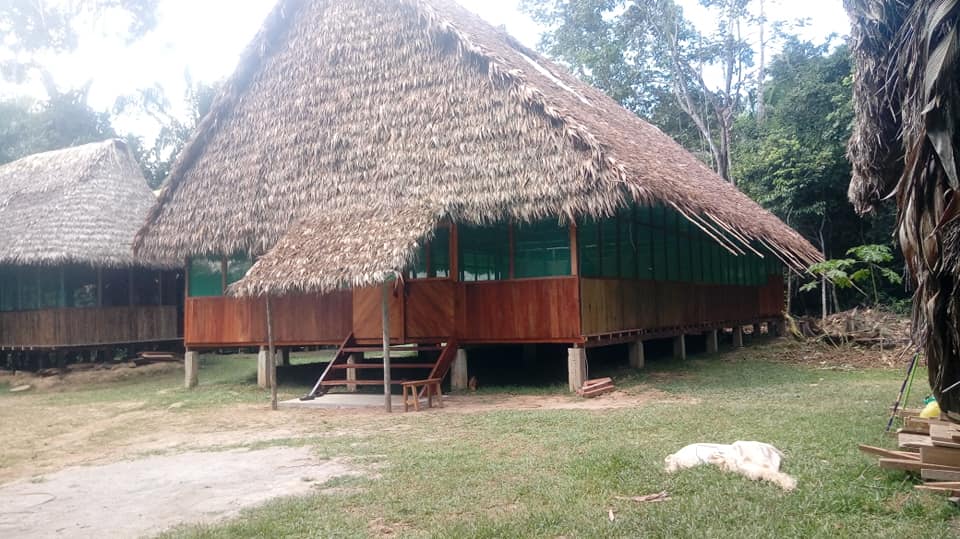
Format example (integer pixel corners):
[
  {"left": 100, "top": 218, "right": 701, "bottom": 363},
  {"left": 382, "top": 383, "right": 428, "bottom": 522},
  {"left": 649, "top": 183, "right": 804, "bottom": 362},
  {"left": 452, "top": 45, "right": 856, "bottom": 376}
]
[
  {"left": 581, "top": 276, "right": 784, "bottom": 335},
  {"left": 457, "top": 277, "right": 581, "bottom": 342},
  {"left": 354, "top": 280, "right": 455, "bottom": 342},
  {"left": 184, "top": 291, "right": 352, "bottom": 347},
  {"left": 0, "top": 306, "right": 178, "bottom": 348}
]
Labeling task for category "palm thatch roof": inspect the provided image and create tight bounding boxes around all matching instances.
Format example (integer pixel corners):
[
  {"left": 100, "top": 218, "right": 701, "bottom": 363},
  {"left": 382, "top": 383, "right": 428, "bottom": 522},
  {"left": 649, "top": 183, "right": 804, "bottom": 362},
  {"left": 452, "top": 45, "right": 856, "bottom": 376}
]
[
  {"left": 0, "top": 140, "right": 173, "bottom": 268},
  {"left": 135, "top": 0, "right": 821, "bottom": 296},
  {"left": 845, "top": 0, "right": 960, "bottom": 416}
]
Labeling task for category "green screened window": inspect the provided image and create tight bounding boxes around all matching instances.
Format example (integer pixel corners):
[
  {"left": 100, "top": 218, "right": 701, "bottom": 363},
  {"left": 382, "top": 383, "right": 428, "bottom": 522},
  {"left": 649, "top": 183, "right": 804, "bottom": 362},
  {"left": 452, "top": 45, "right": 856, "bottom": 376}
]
[
  {"left": 189, "top": 257, "right": 223, "bottom": 297},
  {"left": 635, "top": 207, "right": 654, "bottom": 279},
  {"left": 690, "top": 235, "right": 703, "bottom": 282},
  {"left": 36, "top": 266, "right": 61, "bottom": 308},
  {"left": 600, "top": 217, "right": 619, "bottom": 278},
  {"left": 101, "top": 268, "right": 130, "bottom": 306},
  {"left": 64, "top": 265, "right": 98, "bottom": 307},
  {"left": 579, "top": 220, "right": 600, "bottom": 277},
  {"left": 19, "top": 269, "right": 38, "bottom": 310},
  {"left": 412, "top": 227, "right": 450, "bottom": 279},
  {"left": 459, "top": 224, "right": 509, "bottom": 281},
  {"left": 132, "top": 268, "right": 162, "bottom": 306},
  {"left": 0, "top": 266, "right": 17, "bottom": 311},
  {"left": 619, "top": 211, "right": 637, "bottom": 279},
  {"left": 514, "top": 220, "right": 571, "bottom": 278},
  {"left": 227, "top": 253, "right": 254, "bottom": 285}
]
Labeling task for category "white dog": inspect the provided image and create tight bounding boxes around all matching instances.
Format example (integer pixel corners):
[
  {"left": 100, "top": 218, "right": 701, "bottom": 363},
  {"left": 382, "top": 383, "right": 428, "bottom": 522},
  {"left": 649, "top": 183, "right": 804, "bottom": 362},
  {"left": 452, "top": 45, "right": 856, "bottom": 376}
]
[{"left": 664, "top": 441, "right": 796, "bottom": 491}]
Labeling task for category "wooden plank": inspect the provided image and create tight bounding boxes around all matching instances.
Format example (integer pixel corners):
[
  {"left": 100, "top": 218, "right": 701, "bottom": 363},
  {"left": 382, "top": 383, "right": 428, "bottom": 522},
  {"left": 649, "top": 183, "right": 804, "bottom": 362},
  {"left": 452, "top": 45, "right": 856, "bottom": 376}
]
[
  {"left": 922, "top": 468, "right": 960, "bottom": 482},
  {"left": 918, "top": 481, "right": 960, "bottom": 488},
  {"left": 898, "top": 432, "right": 932, "bottom": 450},
  {"left": 921, "top": 446, "right": 960, "bottom": 468},
  {"left": 858, "top": 444, "right": 920, "bottom": 460},
  {"left": 878, "top": 458, "right": 960, "bottom": 472},
  {"left": 458, "top": 278, "right": 581, "bottom": 342},
  {"left": 915, "top": 485, "right": 960, "bottom": 495},
  {"left": 329, "top": 363, "right": 435, "bottom": 370}
]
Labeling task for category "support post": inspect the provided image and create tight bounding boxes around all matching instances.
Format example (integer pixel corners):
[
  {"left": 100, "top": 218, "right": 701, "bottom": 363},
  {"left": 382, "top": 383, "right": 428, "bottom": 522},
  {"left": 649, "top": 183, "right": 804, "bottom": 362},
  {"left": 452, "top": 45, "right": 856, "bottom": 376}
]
[
  {"left": 346, "top": 353, "right": 360, "bottom": 392},
  {"left": 629, "top": 340, "right": 645, "bottom": 369},
  {"left": 567, "top": 347, "right": 587, "bottom": 392},
  {"left": 280, "top": 348, "right": 290, "bottom": 367},
  {"left": 673, "top": 334, "right": 686, "bottom": 360},
  {"left": 184, "top": 350, "right": 199, "bottom": 389},
  {"left": 452, "top": 349, "right": 468, "bottom": 391},
  {"left": 257, "top": 346, "right": 271, "bottom": 389},
  {"left": 733, "top": 326, "right": 744, "bottom": 348},
  {"left": 772, "top": 319, "right": 784, "bottom": 337},
  {"left": 706, "top": 329, "right": 719, "bottom": 354},
  {"left": 266, "top": 296, "right": 277, "bottom": 410},
  {"left": 753, "top": 323, "right": 761, "bottom": 339},
  {"left": 381, "top": 281, "right": 392, "bottom": 413}
]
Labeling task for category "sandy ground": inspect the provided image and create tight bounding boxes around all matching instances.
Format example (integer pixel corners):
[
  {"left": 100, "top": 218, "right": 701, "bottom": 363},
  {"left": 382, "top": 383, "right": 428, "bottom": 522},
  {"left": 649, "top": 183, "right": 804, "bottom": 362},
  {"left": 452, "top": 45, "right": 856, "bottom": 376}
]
[
  {"left": 0, "top": 447, "right": 355, "bottom": 538},
  {"left": 0, "top": 382, "right": 688, "bottom": 537}
]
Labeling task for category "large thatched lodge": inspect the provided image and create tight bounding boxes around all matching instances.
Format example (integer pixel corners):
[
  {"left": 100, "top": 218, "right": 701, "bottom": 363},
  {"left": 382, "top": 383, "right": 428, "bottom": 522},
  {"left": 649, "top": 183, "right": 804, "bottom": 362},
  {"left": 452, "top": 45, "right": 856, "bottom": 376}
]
[
  {"left": 136, "top": 0, "right": 821, "bottom": 394},
  {"left": 0, "top": 140, "right": 182, "bottom": 368}
]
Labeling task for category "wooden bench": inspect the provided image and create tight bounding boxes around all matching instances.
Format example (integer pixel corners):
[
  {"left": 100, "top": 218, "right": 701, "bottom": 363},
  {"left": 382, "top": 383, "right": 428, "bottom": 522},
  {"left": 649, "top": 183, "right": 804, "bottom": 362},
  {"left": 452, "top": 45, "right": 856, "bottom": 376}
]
[{"left": 401, "top": 378, "right": 443, "bottom": 412}]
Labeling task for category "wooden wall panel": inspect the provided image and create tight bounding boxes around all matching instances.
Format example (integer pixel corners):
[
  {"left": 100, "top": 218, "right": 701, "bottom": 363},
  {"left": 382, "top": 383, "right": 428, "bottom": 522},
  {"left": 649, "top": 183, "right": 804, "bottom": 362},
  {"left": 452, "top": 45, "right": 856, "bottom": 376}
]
[
  {"left": 581, "top": 277, "right": 785, "bottom": 336},
  {"left": 185, "top": 291, "right": 351, "bottom": 347},
  {"left": 457, "top": 277, "right": 580, "bottom": 342},
  {"left": 0, "top": 306, "right": 178, "bottom": 348},
  {"left": 352, "top": 285, "right": 403, "bottom": 341},
  {"left": 405, "top": 280, "right": 455, "bottom": 339}
]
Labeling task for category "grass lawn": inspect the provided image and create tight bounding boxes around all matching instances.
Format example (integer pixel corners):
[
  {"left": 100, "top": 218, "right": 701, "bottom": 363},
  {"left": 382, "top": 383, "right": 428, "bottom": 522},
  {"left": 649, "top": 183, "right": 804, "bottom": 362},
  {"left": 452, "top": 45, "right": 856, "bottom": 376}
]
[{"left": 1, "top": 341, "right": 956, "bottom": 538}]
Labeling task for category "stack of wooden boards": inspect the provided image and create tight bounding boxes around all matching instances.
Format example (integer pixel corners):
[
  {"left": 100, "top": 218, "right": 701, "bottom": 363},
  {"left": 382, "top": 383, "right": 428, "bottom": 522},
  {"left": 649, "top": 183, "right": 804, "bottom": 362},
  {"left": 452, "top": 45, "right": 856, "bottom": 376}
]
[
  {"left": 859, "top": 409, "right": 960, "bottom": 504},
  {"left": 577, "top": 377, "right": 615, "bottom": 398}
]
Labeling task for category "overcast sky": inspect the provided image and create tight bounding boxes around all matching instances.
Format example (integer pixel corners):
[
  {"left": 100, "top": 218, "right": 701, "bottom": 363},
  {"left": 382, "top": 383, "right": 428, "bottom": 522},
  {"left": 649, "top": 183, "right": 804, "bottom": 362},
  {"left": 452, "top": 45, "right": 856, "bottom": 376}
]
[{"left": 6, "top": 0, "right": 851, "bottom": 139}]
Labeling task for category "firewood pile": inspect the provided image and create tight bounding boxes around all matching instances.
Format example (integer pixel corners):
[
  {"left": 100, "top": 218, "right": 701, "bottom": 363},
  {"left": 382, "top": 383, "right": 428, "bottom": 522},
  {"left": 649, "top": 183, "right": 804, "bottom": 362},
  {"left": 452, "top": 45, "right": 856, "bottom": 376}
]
[
  {"left": 795, "top": 307, "right": 910, "bottom": 349},
  {"left": 577, "top": 377, "right": 615, "bottom": 398},
  {"left": 859, "top": 409, "right": 960, "bottom": 504}
]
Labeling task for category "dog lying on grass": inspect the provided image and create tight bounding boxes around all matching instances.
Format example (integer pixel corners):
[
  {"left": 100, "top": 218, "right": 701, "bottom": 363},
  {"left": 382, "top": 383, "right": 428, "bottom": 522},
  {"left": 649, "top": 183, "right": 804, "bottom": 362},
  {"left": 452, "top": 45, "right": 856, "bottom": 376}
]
[{"left": 664, "top": 441, "right": 797, "bottom": 491}]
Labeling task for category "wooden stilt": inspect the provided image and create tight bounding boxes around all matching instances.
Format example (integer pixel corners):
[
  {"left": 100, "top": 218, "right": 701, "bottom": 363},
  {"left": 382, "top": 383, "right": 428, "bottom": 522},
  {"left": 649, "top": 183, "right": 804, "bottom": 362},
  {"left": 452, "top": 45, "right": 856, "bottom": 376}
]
[{"left": 382, "top": 281, "right": 392, "bottom": 413}]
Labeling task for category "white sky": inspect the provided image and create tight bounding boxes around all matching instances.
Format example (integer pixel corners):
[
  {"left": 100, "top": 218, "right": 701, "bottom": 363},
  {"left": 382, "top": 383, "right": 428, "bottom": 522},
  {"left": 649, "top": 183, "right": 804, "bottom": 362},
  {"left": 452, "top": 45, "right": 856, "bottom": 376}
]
[{"left": 3, "top": 0, "right": 852, "bottom": 139}]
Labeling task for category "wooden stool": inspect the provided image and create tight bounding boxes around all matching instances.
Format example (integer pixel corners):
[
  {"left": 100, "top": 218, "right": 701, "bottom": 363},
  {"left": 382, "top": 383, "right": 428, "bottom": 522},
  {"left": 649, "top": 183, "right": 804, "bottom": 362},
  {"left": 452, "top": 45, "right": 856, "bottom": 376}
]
[{"left": 401, "top": 378, "right": 444, "bottom": 412}]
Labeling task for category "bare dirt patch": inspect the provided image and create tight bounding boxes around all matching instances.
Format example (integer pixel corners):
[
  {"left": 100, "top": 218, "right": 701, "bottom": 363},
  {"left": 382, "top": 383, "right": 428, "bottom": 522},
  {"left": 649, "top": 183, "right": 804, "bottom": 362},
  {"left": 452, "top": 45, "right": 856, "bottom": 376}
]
[{"left": 0, "top": 447, "right": 356, "bottom": 539}]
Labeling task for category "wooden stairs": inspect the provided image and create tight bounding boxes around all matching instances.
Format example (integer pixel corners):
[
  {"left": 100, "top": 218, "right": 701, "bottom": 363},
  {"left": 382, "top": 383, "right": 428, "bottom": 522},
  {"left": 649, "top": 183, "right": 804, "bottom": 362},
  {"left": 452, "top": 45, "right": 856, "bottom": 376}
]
[{"left": 301, "top": 334, "right": 458, "bottom": 400}]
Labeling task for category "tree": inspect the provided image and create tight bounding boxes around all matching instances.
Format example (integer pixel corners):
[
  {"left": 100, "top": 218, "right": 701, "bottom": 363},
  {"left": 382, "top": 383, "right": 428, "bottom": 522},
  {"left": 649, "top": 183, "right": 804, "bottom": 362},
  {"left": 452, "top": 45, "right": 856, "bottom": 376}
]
[
  {"left": 115, "top": 75, "right": 219, "bottom": 188},
  {"left": 521, "top": 0, "right": 755, "bottom": 181}
]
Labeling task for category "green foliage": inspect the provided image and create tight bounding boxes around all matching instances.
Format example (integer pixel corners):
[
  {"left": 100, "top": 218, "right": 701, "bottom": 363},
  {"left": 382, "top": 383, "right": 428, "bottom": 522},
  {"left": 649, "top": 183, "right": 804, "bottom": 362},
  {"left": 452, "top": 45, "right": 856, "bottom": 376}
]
[{"left": 801, "top": 244, "right": 903, "bottom": 305}]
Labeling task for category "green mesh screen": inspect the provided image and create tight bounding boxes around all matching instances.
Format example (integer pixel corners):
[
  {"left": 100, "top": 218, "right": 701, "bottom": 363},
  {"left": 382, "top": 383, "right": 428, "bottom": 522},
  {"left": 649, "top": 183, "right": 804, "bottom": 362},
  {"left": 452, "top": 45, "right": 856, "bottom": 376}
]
[
  {"left": 599, "top": 216, "right": 618, "bottom": 277},
  {"left": 676, "top": 216, "right": 691, "bottom": 282},
  {"left": 412, "top": 228, "right": 450, "bottom": 279},
  {"left": 101, "top": 268, "right": 130, "bottom": 306},
  {"left": 514, "top": 220, "right": 571, "bottom": 278},
  {"left": 0, "top": 266, "right": 17, "bottom": 311},
  {"left": 19, "top": 269, "right": 38, "bottom": 310},
  {"left": 227, "top": 253, "right": 254, "bottom": 285},
  {"left": 189, "top": 257, "right": 223, "bottom": 297},
  {"left": 690, "top": 235, "right": 703, "bottom": 282},
  {"left": 459, "top": 224, "right": 509, "bottom": 281},
  {"left": 36, "top": 266, "right": 61, "bottom": 308},
  {"left": 579, "top": 220, "right": 601, "bottom": 277},
  {"left": 132, "top": 268, "right": 161, "bottom": 306},
  {"left": 663, "top": 211, "right": 678, "bottom": 281},
  {"left": 65, "top": 265, "right": 98, "bottom": 307},
  {"left": 635, "top": 207, "right": 654, "bottom": 279},
  {"left": 619, "top": 210, "right": 637, "bottom": 279}
]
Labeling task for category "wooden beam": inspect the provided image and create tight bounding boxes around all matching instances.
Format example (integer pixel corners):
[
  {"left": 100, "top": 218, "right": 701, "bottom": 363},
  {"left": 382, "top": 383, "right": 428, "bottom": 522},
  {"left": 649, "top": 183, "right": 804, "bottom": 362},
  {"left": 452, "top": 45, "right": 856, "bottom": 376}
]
[
  {"left": 220, "top": 257, "right": 228, "bottom": 295},
  {"left": 382, "top": 281, "right": 392, "bottom": 413},
  {"left": 450, "top": 224, "right": 459, "bottom": 282},
  {"left": 569, "top": 224, "right": 579, "bottom": 276}
]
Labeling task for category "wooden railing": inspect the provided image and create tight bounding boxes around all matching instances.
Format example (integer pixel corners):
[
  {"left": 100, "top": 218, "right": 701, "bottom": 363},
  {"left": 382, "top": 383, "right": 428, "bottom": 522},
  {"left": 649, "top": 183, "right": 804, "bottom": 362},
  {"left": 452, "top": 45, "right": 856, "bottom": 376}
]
[{"left": 0, "top": 305, "right": 179, "bottom": 349}]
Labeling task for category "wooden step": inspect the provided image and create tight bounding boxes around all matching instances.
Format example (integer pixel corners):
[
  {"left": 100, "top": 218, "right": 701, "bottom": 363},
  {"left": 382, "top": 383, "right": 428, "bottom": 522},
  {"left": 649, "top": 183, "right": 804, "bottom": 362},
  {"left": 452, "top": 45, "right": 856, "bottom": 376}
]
[
  {"left": 341, "top": 345, "right": 444, "bottom": 353},
  {"left": 320, "top": 379, "right": 421, "bottom": 386},
  {"left": 328, "top": 363, "right": 436, "bottom": 370}
]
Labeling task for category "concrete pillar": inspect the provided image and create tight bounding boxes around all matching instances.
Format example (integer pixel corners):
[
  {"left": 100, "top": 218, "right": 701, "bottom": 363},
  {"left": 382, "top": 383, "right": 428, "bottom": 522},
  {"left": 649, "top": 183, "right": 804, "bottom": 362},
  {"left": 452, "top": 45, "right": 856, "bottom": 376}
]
[
  {"left": 673, "top": 334, "right": 686, "bottom": 360},
  {"left": 629, "top": 340, "right": 645, "bottom": 369},
  {"left": 346, "top": 353, "right": 361, "bottom": 392},
  {"left": 184, "top": 351, "right": 199, "bottom": 389},
  {"left": 452, "top": 349, "right": 469, "bottom": 391},
  {"left": 706, "top": 329, "right": 719, "bottom": 354},
  {"left": 733, "top": 326, "right": 744, "bottom": 348},
  {"left": 567, "top": 347, "right": 587, "bottom": 392},
  {"left": 279, "top": 348, "right": 290, "bottom": 367},
  {"left": 257, "top": 346, "right": 271, "bottom": 389}
]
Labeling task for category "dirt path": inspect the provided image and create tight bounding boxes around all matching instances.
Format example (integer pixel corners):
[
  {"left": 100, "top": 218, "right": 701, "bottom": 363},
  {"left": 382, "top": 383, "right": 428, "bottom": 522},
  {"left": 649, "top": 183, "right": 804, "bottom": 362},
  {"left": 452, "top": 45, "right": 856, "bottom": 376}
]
[{"left": 0, "top": 447, "right": 356, "bottom": 538}]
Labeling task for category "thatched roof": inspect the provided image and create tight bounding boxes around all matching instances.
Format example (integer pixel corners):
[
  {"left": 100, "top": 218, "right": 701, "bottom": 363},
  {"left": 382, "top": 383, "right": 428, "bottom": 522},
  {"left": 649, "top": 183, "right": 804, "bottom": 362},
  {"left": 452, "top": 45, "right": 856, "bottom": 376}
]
[
  {"left": 135, "top": 0, "right": 821, "bottom": 296},
  {"left": 0, "top": 140, "right": 173, "bottom": 268}
]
